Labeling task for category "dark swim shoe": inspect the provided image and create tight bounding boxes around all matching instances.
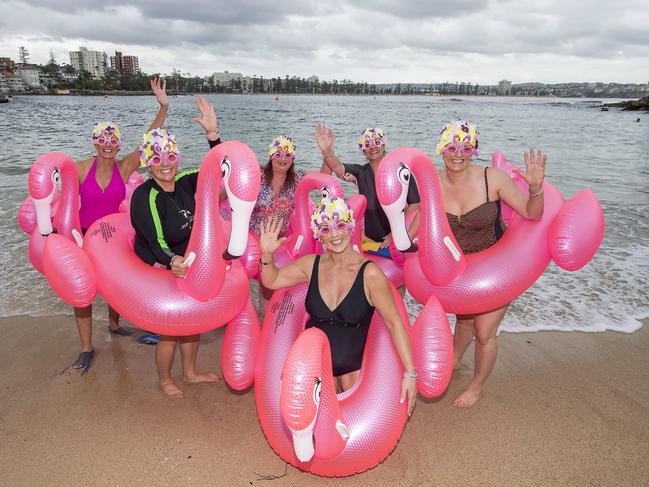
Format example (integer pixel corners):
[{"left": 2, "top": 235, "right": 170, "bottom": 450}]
[
  {"left": 61, "top": 349, "right": 95, "bottom": 376},
  {"left": 109, "top": 326, "right": 135, "bottom": 337},
  {"left": 137, "top": 333, "right": 160, "bottom": 345}
]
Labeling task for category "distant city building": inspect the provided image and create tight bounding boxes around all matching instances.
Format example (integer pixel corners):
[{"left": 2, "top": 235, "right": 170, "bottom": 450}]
[
  {"left": 69, "top": 47, "right": 107, "bottom": 79},
  {"left": 59, "top": 67, "right": 79, "bottom": 82},
  {"left": 4, "top": 74, "right": 28, "bottom": 92},
  {"left": 110, "top": 51, "right": 140, "bottom": 76},
  {"left": 497, "top": 79, "right": 512, "bottom": 96},
  {"left": 110, "top": 51, "right": 123, "bottom": 73},
  {"left": 212, "top": 70, "right": 243, "bottom": 86},
  {"left": 0, "top": 73, "right": 9, "bottom": 93},
  {"left": 307, "top": 75, "right": 319, "bottom": 84},
  {"left": 17, "top": 64, "right": 41, "bottom": 87},
  {"left": 122, "top": 55, "right": 139, "bottom": 75},
  {"left": 242, "top": 75, "right": 252, "bottom": 92},
  {"left": 0, "top": 57, "right": 16, "bottom": 71}
]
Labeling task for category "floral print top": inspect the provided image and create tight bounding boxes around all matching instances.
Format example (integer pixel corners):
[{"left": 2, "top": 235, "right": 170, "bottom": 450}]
[{"left": 249, "top": 169, "right": 305, "bottom": 236}]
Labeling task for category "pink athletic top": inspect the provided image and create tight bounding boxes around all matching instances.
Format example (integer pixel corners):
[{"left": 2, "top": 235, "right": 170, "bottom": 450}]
[{"left": 79, "top": 157, "right": 126, "bottom": 230}]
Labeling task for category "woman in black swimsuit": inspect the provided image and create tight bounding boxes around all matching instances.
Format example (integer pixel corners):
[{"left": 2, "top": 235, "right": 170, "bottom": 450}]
[
  {"left": 259, "top": 196, "right": 417, "bottom": 416},
  {"left": 437, "top": 120, "right": 547, "bottom": 407}
]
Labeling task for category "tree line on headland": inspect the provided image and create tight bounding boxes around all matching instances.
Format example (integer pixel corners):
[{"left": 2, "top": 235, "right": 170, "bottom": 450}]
[{"left": 6, "top": 56, "right": 649, "bottom": 99}]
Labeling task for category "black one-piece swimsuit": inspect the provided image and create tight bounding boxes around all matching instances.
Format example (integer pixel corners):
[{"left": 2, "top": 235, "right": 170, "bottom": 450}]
[{"left": 304, "top": 256, "right": 375, "bottom": 376}]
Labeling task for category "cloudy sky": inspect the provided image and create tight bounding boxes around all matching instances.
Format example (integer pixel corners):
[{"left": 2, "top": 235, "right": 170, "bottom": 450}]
[{"left": 1, "top": 0, "right": 648, "bottom": 84}]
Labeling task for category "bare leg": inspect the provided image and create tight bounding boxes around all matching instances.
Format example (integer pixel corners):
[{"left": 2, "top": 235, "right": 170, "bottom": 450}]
[
  {"left": 452, "top": 305, "right": 509, "bottom": 408},
  {"left": 74, "top": 305, "right": 93, "bottom": 353},
  {"left": 107, "top": 305, "right": 120, "bottom": 331},
  {"left": 339, "top": 370, "right": 360, "bottom": 392},
  {"left": 156, "top": 336, "right": 183, "bottom": 397},
  {"left": 453, "top": 315, "right": 475, "bottom": 369},
  {"left": 179, "top": 335, "right": 219, "bottom": 383}
]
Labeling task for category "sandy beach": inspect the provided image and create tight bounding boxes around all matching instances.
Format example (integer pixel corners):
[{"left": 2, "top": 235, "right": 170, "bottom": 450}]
[{"left": 1, "top": 314, "right": 647, "bottom": 486}]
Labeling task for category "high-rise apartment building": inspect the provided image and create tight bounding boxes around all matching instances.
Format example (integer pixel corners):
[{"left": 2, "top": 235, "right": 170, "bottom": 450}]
[
  {"left": 69, "top": 47, "right": 107, "bottom": 79},
  {"left": 497, "top": 79, "right": 512, "bottom": 96},
  {"left": 110, "top": 51, "right": 140, "bottom": 76}
]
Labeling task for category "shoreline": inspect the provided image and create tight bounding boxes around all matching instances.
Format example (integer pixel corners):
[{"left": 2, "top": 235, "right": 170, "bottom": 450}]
[
  {"left": 1, "top": 314, "right": 647, "bottom": 485},
  {"left": 6, "top": 92, "right": 642, "bottom": 99}
]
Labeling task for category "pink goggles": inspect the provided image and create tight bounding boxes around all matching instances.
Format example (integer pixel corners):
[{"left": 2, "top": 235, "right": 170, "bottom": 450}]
[
  {"left": 441, "top": 142, "right": 477, "bottom": 157},
  {"left": 361, "top": 138, "right": 385, "bottom": 151},
  {"left": 316, "top": 219, "right": 353, "bottom": 239},
  {"left": 94, "top": 135, "right": 122, "bottom": 148},
  {"left": 146, "top": 152, "right": 180, "bottom": 167},
  {"left": 271, "top": 151, "right": 295, "bottom": 160}
]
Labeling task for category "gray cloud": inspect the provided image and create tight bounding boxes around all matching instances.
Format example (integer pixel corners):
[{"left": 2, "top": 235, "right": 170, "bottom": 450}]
[{"left": 1, "top": 0, "right": 648, "bottom": 82}]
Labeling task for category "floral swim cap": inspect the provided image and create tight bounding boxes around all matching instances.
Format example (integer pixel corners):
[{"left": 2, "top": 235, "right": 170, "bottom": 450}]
[
  {"left": 358, "top": 127, "right": 386, "bottom": 152},
  {"left": 310, "top": 196, "right": 355, "bottom": 239},
  {"left": 435, "top": 120, "right": 479, "bottom": 155},
  {"left": 92, "top": 121, "right": 122, "bottom": 148},
  {"left": 138, "top": 128, "right": 180, "bottom": 167},
  {"left": 268, "top": 135, "right": 296, "bottom": 158}
]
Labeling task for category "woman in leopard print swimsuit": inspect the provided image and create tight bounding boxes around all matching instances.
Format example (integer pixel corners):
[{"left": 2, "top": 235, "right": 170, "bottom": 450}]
[{"left": 438, "top": 121, "right": 547, "bottom": 408}]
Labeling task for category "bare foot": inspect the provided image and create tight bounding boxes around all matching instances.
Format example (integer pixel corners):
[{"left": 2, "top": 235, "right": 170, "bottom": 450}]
[
  {"left": 184, "top": 371, "right": 220, "bottom": 384},
  {"left": 452, "top": 386, "right": 482, "bottom": 408},
  {"left": 160, "top": 379, "right": 184, "bottom": 398}
]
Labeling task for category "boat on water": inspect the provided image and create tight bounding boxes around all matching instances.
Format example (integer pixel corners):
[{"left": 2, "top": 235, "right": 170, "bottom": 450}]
[{"left": 0, "top": 94, "right": 9, "bottom": 104}]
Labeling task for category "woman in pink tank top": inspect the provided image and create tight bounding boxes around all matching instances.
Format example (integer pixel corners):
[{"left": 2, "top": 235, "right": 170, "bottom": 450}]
[{"left": 65, "top": 78, "right": 169, "bottom": 375}]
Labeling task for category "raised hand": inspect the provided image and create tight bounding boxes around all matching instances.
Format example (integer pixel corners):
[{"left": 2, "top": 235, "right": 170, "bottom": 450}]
[
  {"left": 315, "top": 123, "right": 335, "bottom": 156},
  {"left": 260, "top": 216, "right": 287, "bottom": 256},
  {"left": 513, "top": 148, "right": 547, "bottom": 194},
  {"left": 150, "top": 78, "right": 168, "bottom": 107},
  {"left": 191, "top": 95, "right": 218, "bottom": 134}
]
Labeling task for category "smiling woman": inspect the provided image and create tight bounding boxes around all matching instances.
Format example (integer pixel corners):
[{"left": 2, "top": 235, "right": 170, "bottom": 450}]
[
  {"left": 259, "top": 195, "right": 417, "bottom": 408},
  {"left": 60, "top": 78, "right": 169, "bottom": 376},
  {"left": 129, "top": 96, "right": 226, "bottom": 397}
]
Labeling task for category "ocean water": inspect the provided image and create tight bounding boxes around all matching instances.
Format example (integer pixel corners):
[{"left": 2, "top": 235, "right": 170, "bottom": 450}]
[{"left": 1, "top": 94, "right": 647, "bottom": 333}]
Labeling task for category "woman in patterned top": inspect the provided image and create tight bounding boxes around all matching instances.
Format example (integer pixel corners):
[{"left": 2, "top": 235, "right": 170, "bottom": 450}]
[
  {"left": 437, "top": 120, "right": 547, "bottom": 408},
  {"left": 250, "top": 135, "right": 331, "bottom": 312},
  {"left": 248, "top": 136, "right": 305, "bottom": 236}
]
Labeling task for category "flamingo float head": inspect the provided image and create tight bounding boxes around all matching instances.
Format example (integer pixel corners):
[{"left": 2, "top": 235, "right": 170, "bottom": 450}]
[
  {"left": 280, "top": 328, "right": 349, "bottom": 463},
  {"left": 219, "top": 142, "right": 261, "bottom": 259},
  {"left": 28, "top": 152, "right": 80, "bottom": 238},
  {"left": 375, "top": 152, "right": 418, "bottom": 252}
]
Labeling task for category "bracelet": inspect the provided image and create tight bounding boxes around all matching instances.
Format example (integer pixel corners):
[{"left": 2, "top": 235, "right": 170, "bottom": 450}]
[
  {"left": 205, "top": 130, "right": 220, "bottom": 138},
  {"left": 529, "top": 187, "right": 544, "bottom": 197},
  {"left": 259, "top": 257, "right": 273, "bottom": 266},
  {"left": 403, "top": 370, "right": 417, "bottom": 380},
  {"left": 322, "top": 152, "right": 335, "bottom": 159}
]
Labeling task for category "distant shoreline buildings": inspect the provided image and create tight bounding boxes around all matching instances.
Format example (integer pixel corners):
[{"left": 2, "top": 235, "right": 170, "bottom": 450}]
[{"left": 0, "top": 47, "right": 647, "bottom": 98}]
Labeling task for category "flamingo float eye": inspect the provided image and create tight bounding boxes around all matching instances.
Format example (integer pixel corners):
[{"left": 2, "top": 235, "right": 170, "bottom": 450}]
[
  {"left": 320, "top": 188, "right": 331, "bottom": 200},
  {"left": 51, "top": 169, "right": 61, "bottom": 186},
  {"left": 220, "top": 157, "right": 231, "bottom": 180},
  {"left": 397, "top": 163, "right": 410, "bottom": 185},
  {"left": 313, "top": 377, "right": 322, "bottom": 405}
]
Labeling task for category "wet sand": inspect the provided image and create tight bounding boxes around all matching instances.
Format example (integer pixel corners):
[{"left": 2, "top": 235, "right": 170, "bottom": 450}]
[{"left": 0, "top": 315, "right": 647, "bottom": 486}]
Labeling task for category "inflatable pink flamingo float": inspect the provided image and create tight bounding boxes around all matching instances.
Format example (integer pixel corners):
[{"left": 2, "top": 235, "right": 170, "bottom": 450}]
[
  {"left": 254, "top": 216, "right": 452, "bottom": 476},
  {"left": 375, "top": 148, "right": 605, "bottom": 314},
  {"left": 23, "top": 152, "right": 96, "bottom": 307}
]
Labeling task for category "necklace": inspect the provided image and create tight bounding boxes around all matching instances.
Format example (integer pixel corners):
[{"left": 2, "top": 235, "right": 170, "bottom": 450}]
[{"left": 163, "top": 190, "right": 193, "bottom": 227}]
